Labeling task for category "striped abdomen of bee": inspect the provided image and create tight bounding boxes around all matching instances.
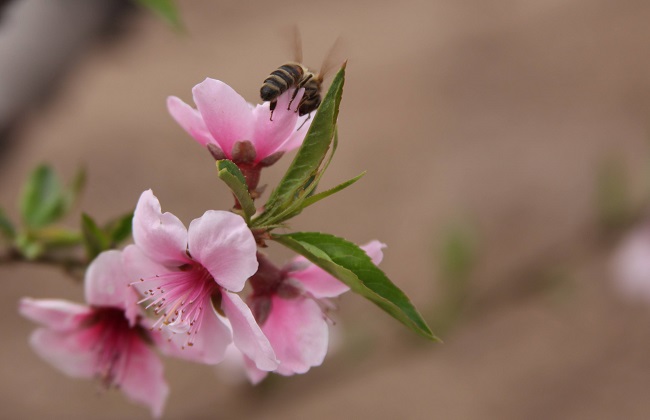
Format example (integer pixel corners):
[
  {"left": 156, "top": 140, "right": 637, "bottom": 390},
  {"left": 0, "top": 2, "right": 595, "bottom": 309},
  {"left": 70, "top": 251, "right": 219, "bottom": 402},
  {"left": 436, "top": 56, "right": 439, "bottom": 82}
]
[{"left": 260, "top": 63, "right": 306, "bottom": 112}]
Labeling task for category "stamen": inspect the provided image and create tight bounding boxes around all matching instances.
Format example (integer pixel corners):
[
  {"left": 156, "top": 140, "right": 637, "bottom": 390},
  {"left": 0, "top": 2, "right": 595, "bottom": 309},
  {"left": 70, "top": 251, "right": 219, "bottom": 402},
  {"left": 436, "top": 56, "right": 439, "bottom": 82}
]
[{"left": 133, "top": 263, "right": 218, "bottom": 347}]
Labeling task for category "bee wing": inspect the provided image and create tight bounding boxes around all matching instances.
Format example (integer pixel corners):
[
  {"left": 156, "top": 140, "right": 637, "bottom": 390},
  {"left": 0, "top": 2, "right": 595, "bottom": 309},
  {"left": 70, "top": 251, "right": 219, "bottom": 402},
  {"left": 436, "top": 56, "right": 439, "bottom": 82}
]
[
  {"left": 319, "top": 36, "right": 346, "bottom": 79},
  {"left": 280, "top": 25, "right": 303, "bottom": 63}
]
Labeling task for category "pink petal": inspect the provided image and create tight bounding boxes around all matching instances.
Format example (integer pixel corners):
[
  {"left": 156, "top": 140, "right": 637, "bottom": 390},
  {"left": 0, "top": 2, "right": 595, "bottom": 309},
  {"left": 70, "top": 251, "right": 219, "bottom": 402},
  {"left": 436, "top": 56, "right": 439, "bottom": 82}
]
[
  {"left": 132, "top": 190, "right": 190, "bottom": 266},
  {"left": 29, "top": 328, "right": 96, "bottom": 378},
  {"left": 277, "top": 112, "right": 313, "bottom": 153},
  {"left": 119, "top": 337, "right": 169, "bottom": 418},
  {"left": 216, "top": 344, "right": 253, "bottom": 385},
  {"left": 289, "top": 241, "right": 386, "bottom": 298},
  {"left": 84, "top": 250, "right": 130, "bottom": 309},
  {"left": 217, "top": 343, "right": 269, "bottom": 385},
  {"left": 361, "top": 240, "right": 387, "bottom": 265},
  {"left": 120, "top": 245, "right": 163, "bottom": 325},
  {"left": 122, "top": 244, "right": 171, "bottom": 325},
  {"left": 123, "top": 244, "right": 169, "bottom": 280},
  {"left": 289, "top": 262, "right": 349, "bottom": 299},
  {"left": 192, "top": 79, "right": 253, "bottom": 158},
  {"left": 250, "top": 89, "right": 304, "bottom": 160},
  {"left": 614, "top": 227, "right": 650, "bottom": 301},
  {"left": 187, "top": 210, "right": 258, "bottom": 292},
  {"left": 243, "top": 354, "right": 268, "bottom": 385},
  {"left": 19, "top": 298, "right": 89, "bottom": 331},
  {"left": 220, "top": 291, "right": 278, "bottom": 371},
  {"left": 167, "top": 96, "right": 215, "bottom": 147},
  {"left": 156, "top": 298, "right": 232, "bottom": 365},
  {"left": 263, "top": 295, "right": 328, "bottom": 375}
]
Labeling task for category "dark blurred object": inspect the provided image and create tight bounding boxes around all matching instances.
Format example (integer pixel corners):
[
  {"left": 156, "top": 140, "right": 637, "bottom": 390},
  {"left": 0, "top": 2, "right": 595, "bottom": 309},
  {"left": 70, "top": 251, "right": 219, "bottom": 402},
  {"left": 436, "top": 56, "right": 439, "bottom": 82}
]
[
  {"left": 0, "top": 0, "right": 134, "bottom": 161},
  {"left": 0, "top": 0, "right": 15, "bottom": 21}
]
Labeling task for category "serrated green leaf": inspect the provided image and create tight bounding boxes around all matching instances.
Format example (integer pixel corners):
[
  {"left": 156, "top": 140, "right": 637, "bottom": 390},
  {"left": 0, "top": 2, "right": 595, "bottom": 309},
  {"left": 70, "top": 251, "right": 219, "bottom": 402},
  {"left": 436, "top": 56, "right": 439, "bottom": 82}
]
[
  {"left": 0, "top": 208, "right": 16, "bottom": 241},
  {"left": 216, "top": 160, "right": 256, "bottom": 223},
  {"left": 104, "top": 212, "right": 133, "bottom": 245},
  {"left": 20, "top": 165, "right": 66, "bottom": 229},
  {"left": 253, "top": 65, "right": 346, "bottom": 226},
  {"left": 272, "top": 232, "right": 438, "bottom": 341},
  {"left": 136, "top": 0, "right": 183, "bottom": 30},
  {"left": 81, "top": 214, "right": 110, "bottom": 260}
]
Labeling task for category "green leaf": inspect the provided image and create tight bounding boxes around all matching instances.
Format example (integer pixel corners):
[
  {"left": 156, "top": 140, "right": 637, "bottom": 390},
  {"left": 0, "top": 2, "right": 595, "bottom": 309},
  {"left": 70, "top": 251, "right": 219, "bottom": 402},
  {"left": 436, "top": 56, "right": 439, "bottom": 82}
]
[
  {"left": 216, "top": 160, "right": 257, "bottom": 223},
  {"left": 299, "top": 171, "right": 365, "bottom": 210},
  {"left": 15, "top": 234, "right": 43, "bottom": 260},
  {"left": 104, "top": 212, "right": 133, "bottom": 245},
  {"left": 104, "top": 212, "right": 134, "bottom": 245},
  {"left": 81, "top": 214, "right": 110, "bottom": 260},
  {"left": 136, "top": 0, "right": 183, "bottom": 30},
  {"left": 272, "top": 232, "right": 438, "bottom": 341},
  {"left": 266, "top": 130, "right": 342, "bottom": 224},
  {"left": 0, "top": 208, "right": 16, "bottom": 241},
  {"left": 253, "top": 65, "right": 346, "bottom": 226},
  {"left": 63, "top": 166, "right": 86, "bottom": 212},
  {"left": 20, "top": 165, "right": 66, "bottom": 229}
]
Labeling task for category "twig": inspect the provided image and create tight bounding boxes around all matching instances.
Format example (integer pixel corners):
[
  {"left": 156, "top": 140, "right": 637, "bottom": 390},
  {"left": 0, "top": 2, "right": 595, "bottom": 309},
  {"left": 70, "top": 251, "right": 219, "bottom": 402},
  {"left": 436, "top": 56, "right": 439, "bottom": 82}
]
[{"left": 0, "top": 248, "right": 86, "bottom": 280}]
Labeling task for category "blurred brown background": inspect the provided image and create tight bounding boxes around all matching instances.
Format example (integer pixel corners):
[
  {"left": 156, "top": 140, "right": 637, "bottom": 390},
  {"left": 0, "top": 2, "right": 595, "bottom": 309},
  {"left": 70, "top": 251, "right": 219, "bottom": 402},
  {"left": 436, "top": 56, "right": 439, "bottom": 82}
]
[{"left": 2, "top": 0, "right": 650, "bottom": 418}]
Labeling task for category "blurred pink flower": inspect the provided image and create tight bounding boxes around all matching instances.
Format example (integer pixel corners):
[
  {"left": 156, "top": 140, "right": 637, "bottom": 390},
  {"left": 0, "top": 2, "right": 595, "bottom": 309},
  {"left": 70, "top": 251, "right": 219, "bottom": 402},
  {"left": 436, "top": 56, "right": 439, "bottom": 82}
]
[
  {"left": 613, "top": 225, "right": 650, "bottom": 301},
  {"left": 124, "top": 189, "right": 277, "bottom": 371},
  {"left": 244, "top": 241, "right": 386, "bottom": 383},
  {"left": 19, "top": 251, "right": 169, "bottom": 418},
  {"left": 167, "top": 78, "right": 311, "bottom": 164}
]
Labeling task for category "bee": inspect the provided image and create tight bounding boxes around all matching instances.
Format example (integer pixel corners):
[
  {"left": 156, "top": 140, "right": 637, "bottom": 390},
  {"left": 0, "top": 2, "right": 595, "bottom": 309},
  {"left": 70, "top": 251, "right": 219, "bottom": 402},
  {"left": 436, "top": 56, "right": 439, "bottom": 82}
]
[{"left": 260, "top": 28, "right": 342, "bottom": 122}]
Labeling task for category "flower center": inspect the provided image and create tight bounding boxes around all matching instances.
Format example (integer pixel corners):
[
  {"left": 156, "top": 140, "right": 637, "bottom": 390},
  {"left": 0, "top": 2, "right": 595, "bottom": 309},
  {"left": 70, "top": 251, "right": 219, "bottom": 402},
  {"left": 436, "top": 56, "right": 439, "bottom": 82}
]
[
  {"left": 81, "top": 307, "right": 141, "bottom": 388},
  {"left": 248, "top": 252, "right": 306, "bottom": 325},
  {"left": 136, "top": 263, "right": 218, "bottom": 347}
]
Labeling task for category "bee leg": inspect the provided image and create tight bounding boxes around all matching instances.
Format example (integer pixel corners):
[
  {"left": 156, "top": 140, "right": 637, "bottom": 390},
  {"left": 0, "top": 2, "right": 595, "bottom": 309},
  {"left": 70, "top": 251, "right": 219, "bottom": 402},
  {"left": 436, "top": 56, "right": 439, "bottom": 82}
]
[
  {"left": 288, "top": 88, "right": 301, "bottom": 111},
  {"left": 269, "top": 100, "right": 277, "bottom": 121},
  {"left": 288, "top": 73, "right": 314, "bottom": 110},
  {"left": 297, "top": 112, "right": 312, "bottom": 131}
]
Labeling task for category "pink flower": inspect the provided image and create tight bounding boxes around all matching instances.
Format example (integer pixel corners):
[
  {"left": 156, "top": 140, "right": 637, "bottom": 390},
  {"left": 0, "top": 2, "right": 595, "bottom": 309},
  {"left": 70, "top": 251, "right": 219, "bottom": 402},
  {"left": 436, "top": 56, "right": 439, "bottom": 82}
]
[
  {"left": 167, "top": 78, "right": 311, "bottom": 165},
  {"left": 244, "top": 241, "right": 386, "bottom": 383},
  {"left": 123, "top": 190, "right": 278, "bottom": 371},
  {"left": 19, "top": 250, "right": 169, "bottom": 418},
  {"left": 613, "top": 224, "right": 650, "bottom": 301}
]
